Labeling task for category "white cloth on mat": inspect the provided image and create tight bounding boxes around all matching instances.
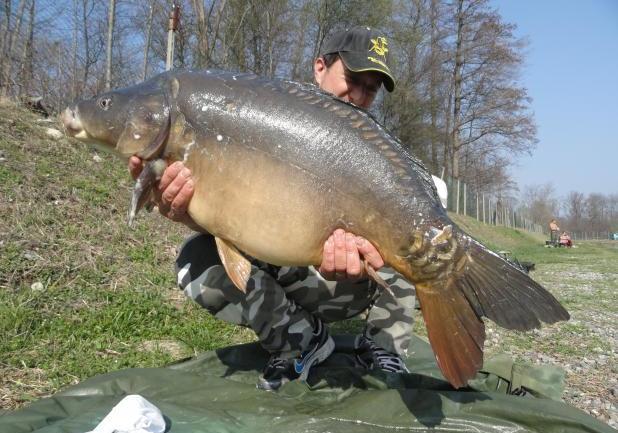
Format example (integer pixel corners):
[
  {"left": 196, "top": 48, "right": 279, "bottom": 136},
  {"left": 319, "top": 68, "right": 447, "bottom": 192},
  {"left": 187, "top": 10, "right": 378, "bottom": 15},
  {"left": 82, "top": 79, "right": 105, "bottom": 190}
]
[{"left": 86, "top": 394, "right": 166, "bottom": 433}]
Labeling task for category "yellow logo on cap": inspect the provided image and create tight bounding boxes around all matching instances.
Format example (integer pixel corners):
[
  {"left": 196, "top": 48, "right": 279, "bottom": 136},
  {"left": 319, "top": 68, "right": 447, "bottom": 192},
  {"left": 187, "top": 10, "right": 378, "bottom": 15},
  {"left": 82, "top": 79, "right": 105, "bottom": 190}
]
[{"left": 369, "top": 37, "right": 389, "bottom": 57}]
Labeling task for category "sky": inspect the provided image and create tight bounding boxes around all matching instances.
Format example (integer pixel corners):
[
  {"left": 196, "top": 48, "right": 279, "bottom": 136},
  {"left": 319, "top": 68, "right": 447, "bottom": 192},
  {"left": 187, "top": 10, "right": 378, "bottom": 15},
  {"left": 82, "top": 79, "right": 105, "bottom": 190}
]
[{"left": 491, "top": 0, "right": 618, "bottom": 198}]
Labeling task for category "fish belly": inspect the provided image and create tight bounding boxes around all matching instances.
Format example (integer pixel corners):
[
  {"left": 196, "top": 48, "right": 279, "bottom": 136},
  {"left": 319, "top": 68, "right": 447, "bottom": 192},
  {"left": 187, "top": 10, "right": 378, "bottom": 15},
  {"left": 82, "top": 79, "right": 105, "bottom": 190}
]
[{"left": 183, "top": 137, "right": 340, "bottom": 266}]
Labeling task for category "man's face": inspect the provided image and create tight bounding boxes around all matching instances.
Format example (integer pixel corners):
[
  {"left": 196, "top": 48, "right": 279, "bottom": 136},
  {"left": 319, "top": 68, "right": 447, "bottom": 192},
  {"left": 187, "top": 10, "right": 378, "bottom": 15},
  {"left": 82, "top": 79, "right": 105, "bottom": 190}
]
[{"left": 314, "top": 57, "right": 383, "bottom": 109}]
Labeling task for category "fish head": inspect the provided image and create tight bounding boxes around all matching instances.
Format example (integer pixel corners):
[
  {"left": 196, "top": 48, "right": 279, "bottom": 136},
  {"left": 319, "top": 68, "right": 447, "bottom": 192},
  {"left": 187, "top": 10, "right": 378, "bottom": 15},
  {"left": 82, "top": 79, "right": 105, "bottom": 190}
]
[{"left": 61, "top": 78, "right": 171, "bottom": 159}]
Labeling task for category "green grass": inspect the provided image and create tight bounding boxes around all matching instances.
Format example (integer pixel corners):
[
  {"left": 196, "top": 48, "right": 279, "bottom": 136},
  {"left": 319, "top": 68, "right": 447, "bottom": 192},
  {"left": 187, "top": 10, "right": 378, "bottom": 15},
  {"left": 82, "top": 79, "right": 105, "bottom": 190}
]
[{"left": 0, "top": 103, "right": 254, "bottom": 409}]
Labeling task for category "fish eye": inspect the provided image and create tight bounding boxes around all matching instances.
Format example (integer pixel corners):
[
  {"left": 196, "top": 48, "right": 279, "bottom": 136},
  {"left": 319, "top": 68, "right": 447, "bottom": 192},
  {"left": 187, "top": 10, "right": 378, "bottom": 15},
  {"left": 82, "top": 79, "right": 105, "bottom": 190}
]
[{"left": 99, "top": 97, "right": 112, "bottom": 111}]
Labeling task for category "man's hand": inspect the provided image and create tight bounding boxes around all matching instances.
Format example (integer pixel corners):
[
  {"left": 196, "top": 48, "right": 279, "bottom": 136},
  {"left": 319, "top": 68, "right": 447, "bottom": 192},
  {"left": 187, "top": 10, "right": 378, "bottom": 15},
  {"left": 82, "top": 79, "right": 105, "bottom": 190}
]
[
  {"left": 318, "top": 228, "right": 384, "bottom": 281},
  {"left": 128, "top": 156, "right": 197, "bottom": 227}
]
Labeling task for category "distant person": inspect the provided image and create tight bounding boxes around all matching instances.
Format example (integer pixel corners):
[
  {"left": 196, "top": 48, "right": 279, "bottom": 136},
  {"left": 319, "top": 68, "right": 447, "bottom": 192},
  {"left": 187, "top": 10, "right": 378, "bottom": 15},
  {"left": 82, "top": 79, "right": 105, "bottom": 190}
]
[
  {"left": 559, "top": 231, "right": 572, "bottom": 248},
  {"left": 549, "top": 218, "right": 560, "bottom": 245}
]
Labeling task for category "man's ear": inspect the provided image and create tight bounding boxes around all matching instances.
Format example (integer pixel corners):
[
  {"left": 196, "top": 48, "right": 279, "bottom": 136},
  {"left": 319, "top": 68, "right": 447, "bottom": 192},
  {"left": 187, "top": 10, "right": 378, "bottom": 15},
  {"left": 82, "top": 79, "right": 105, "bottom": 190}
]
[{"left": 314, "top": 57, "right": 326, "bottom": 87}]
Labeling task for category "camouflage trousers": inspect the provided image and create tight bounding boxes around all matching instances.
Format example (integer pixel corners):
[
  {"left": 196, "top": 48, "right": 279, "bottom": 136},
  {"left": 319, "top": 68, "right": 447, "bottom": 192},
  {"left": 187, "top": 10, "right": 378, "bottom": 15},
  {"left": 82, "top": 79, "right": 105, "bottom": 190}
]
[{"left": 176, "top": 233, "right": 416, "bottom": 358}]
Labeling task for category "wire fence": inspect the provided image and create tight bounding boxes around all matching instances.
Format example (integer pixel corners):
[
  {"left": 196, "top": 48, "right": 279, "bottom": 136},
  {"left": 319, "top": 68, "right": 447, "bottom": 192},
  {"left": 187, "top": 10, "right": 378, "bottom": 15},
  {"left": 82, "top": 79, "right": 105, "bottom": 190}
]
[
  {"left": 443, "top": 176, "right": 545, "bottom": 234},
  {"left": 569, "top": 231, "right": 616, "bottom": 241},
  {"left": 442, "top": 176, "right": 618, "bottom": 242}
]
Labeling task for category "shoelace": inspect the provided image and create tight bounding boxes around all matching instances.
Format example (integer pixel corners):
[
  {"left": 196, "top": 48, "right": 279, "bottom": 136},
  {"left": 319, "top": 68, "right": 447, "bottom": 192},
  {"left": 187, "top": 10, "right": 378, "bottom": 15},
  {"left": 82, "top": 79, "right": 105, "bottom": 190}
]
[
  {"left": 363, "top": 338, "right": 409, "bottom": 373},
  {"left": 267, "top": 357, "right": 290, "bottom": 369}
]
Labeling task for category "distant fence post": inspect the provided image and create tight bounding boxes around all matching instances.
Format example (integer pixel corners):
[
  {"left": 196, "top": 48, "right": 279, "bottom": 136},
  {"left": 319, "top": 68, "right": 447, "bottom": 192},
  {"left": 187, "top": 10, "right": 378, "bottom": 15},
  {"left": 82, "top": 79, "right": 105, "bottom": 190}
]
[
  {"left": 456, "top": 179, "right": 460, "bottom": 214},
  {"left": 482, "top": 194, "right": 485, "bottom": 223},
  {"left": 463, "top": 183, "right": 467, "bottom": 216},
  {"left": 488, "top": 198, "right": 492, "bottom": 224}
]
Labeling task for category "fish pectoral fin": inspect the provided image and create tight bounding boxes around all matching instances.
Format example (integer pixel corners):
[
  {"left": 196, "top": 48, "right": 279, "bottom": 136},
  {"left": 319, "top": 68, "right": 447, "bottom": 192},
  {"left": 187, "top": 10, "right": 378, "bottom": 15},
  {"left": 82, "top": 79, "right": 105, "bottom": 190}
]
[
  {"left": 128, "top": 159, "right": 166, "bottom": 227},
  {"left": 416, "top": 279, "right": 485, "bottom": 389},
  {"left": 214, "top": 237, "right": 251, "bottom": 293},
  {"left": 136, "top": 111, "right": 171, "bottom": 160}
]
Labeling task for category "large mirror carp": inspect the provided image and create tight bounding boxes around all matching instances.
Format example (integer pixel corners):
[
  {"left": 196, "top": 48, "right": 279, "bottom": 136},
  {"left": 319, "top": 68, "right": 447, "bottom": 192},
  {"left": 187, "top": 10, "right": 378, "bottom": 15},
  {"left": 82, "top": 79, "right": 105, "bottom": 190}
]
[{"left": 62, "top": 70, "right": 569, "bottom": 388}]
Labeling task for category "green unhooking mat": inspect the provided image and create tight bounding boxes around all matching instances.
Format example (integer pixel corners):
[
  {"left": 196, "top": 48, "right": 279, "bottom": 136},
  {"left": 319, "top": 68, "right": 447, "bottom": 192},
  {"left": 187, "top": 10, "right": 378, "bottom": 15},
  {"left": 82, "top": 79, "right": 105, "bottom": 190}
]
[{"left": 1, "top": 335, "right": 613, "bottom": 433}]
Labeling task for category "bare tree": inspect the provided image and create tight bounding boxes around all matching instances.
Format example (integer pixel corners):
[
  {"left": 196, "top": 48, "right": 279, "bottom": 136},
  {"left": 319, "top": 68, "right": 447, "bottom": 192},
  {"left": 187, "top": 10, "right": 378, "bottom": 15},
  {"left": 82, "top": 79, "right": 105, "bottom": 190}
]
[
  {"left": 445, "top": 0, "right": 536, "bottom": 183},
  {"left": 17, "top": 0, "right": 35, "bottom": 98},
  {"left": 141, "top": 1, "right": 155, "bottom": 80},
  {"left": 564, "top": 191, "right": 585, "bottom": 232},
  {"left": 450, "top": 0, "right": 464, "bottom": 178},
  {"left": 1, "top": 0, "right": 29, "bottom": 96},
  {"left": 521, "top": 183, "right": 559, "bottom": 227}
]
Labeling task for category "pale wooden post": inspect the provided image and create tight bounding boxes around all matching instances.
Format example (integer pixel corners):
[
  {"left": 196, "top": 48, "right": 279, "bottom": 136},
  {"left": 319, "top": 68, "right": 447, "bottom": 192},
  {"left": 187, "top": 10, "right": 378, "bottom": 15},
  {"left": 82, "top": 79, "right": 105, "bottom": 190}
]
[
  {"left": 482, "top": 194, "right": 485, "bottom": 224},
  {"left": 166, "top": 4, "right": 180, "bottom": 71},
  {"left": 455, "top": 178, "right": 459, "bottom": 215},
  {"left": 463, "top": 183, "right": 467, "bottom": 216}
]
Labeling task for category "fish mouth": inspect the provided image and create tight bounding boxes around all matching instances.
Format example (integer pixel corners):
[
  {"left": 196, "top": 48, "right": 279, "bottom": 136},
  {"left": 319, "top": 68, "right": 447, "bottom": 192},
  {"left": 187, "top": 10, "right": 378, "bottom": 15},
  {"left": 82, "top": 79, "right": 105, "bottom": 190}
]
[{"left": 60, "top": 107, "right": 87, "bottom": 139}]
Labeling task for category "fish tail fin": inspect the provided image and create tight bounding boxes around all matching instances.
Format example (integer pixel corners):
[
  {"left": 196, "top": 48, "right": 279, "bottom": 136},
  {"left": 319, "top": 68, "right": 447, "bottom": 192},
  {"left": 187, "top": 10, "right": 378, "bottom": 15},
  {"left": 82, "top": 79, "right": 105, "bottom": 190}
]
[
  {"left": 399, "top": 230, "right": 569, "bottom": 388},
  {"left": 455, "top": 236, "right": 570, "bottom": 330}
]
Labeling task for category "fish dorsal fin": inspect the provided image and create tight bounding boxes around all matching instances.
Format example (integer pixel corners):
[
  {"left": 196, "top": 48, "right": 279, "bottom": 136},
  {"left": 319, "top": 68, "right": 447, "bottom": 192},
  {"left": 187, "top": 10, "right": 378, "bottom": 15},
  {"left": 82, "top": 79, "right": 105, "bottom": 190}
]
[{"left": 215, "top": 237, "right": 251, "bottom": 293}]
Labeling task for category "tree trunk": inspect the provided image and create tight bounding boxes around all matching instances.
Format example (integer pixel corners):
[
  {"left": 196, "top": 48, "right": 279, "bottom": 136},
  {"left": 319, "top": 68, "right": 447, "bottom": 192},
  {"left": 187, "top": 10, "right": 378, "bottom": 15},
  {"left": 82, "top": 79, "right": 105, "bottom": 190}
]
[
  {"left": 290, "top": 1, "right": 309, "bottom": 81},
  {"left": 266, "top": 9, "right": 273, "bottom": 77},
  {"left": 142, "top": 1, "right": 154, "bottom": 80},
  {"left": 451, "top": 0, "right": 464, "bottom": 179},
  {"left": 71, "top": 0, "right": 78, "bottom": 101},
  {"left": 1, "top": 0, "right": 27, "bottom": 97},
  {"left": 105, "top": 0, "right": 116, "bottom": 90},
  {"left": 18, "top": 0, "right": 35, "bottom": 98},
  {"left": 429, "top": 0, "right": 439, "bottom": 173},
  {"left": 82, "top": 0, "right": 91, "bottom": 89},
  {"left": 191, "top": 0, "right": 208, "bottom": 69}
]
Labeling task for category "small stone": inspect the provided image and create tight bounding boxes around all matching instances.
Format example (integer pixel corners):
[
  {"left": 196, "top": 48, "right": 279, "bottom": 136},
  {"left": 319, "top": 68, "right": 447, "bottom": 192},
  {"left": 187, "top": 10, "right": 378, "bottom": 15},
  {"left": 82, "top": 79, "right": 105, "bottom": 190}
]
[
  {"left": 45, "top": 128, "right": 64, "bottom": 139},
  {"left": 23, "top": 251, "right": 38, "bottom": 261},
  {"left": 93, "top": 154, "right": 103, "bottom": 163},
  {"left": 30, "top": 282, "right": 44, "bottom": 291}
]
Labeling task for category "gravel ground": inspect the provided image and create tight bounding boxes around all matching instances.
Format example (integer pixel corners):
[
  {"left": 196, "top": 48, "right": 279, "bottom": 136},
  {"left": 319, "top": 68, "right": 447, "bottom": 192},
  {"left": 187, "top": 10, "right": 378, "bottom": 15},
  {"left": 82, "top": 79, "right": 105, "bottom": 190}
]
[{"left": 484, "top": 258, "right": 617, "bottom": 429}]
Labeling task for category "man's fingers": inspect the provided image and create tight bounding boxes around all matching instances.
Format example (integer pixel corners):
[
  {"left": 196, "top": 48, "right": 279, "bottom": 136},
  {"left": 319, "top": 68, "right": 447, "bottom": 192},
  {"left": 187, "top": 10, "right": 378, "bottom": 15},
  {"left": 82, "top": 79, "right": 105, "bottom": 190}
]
[
  {"left": 159, "top": 161, "right": 186, "bottom": 192},
  {"left": 170, "top": 179, "right": 194, "bottom": 215},
  {"left": 318, "top": 235, "right": 336, "bottom": 280},
  {"left": 333, "top": 229, "right": 347, "bottom": 276},
  {"left": 160, "top": 166, "right": 192, "bottom": 206},
  {"left": 345, "top": 232, "right": 362, "bottom": 278},
  {"left": 320, "top": 231, "right": 384, "bottom": 281},
  {"left": 128, "top": 156, "right": 142, "bottom": 180},
  {"left": 355, "top": 236, "right": 385, "bottom": 270}
]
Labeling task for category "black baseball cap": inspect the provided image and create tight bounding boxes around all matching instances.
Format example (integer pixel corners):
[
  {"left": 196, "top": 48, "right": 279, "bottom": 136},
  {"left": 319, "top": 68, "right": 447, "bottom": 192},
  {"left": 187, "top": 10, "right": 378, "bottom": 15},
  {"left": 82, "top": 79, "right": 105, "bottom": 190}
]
[{"left": 320, "top": 26, "right": 395, "bottom": 92}]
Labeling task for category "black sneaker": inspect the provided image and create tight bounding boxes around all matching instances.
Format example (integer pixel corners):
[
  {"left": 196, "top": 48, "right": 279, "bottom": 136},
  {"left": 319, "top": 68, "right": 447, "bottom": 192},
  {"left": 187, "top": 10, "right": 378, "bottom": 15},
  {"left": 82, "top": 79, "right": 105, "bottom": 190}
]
[
  {"left": 354, "top": 335, "right": 410, "bottom": 373},
  {"left": 256, "top": 355, "right": 299, "bottom": 391},
  {"left": 257, "top": 320, "right": 335, "bottom": 390}
]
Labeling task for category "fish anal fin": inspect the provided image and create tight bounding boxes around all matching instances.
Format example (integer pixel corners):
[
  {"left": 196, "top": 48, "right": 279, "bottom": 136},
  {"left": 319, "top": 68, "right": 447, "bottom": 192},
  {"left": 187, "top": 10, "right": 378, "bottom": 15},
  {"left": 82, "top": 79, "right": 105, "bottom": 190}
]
[
  {"left": 215, "top": 237, "right": 251, "bottom": 293},
  {"left": 416, "top": 278, "right": 485, "bottom": 388}
]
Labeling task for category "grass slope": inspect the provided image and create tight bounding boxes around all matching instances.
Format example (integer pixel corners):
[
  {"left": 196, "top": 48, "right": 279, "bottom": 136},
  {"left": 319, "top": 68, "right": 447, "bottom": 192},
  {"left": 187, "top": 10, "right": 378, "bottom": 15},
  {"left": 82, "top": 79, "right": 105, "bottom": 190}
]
[
  {"left": 0, "top": 103, "right": 253, "bottom": 410},
  {"left": 0, "top": 103, "right": 615, "bottom": 425}
]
